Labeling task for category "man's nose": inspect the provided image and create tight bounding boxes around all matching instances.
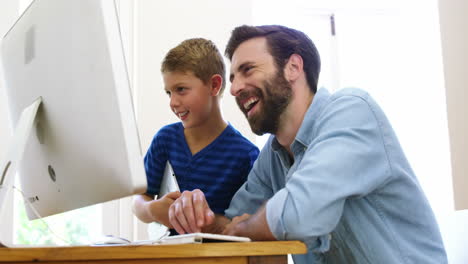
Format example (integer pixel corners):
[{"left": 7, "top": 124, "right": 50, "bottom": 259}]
[{"left": 230, "top": 77, "right": 245, "bottom": 97}]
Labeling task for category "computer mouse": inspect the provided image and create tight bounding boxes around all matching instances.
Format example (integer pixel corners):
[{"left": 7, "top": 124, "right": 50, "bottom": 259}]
[{"left": 92, "top": 235, "right": 131, "bottom": 245}]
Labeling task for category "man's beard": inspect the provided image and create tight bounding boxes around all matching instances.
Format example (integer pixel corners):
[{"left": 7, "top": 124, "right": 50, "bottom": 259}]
[{"left": 236, "top": 71, "right": 292, "bottom": 135}]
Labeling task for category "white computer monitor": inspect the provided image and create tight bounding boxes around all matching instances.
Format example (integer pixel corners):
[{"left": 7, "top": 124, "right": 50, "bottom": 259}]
[{"left": 0, "top": 0, "right": 146, "bottom": 226}]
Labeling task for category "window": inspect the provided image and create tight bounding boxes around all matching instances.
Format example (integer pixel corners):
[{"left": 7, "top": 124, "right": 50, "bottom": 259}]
[{"left": 13, "top": 187, "right": 101, "bottom": 245}]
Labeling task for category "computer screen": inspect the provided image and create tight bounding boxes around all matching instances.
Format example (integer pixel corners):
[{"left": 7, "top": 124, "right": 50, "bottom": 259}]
[{"left": 0, "top": 0, "right": 146, "bottom": 223}]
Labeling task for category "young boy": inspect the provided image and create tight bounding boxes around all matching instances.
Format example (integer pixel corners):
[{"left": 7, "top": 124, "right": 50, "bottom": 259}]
[{"left": 132, "top": 38, "right": 259, "bottom": 233}]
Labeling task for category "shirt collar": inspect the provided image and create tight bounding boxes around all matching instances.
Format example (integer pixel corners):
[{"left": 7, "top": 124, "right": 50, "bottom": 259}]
[{"left": 271, "top": 88, "right": 331, "bottom": 151}]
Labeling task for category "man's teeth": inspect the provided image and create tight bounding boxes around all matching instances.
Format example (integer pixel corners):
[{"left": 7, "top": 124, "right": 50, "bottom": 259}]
[
  {"left": 178, "top": 111, "right": 188, "bottom": 118},
  {"left": 244, "top": 98, "right": 259, "bottom": 110}
]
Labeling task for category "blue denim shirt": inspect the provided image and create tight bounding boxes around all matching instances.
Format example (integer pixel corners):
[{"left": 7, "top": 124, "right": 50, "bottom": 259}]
[{"left": 225, "top": 88, "right": 447, "bottom": 264}]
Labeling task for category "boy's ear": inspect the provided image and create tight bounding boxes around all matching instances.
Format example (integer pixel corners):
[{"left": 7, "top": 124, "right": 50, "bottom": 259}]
[
  {"left": 284, "top": 54, "right": 304, "bottom": 83},
  {"left": 210, "top": 74, "right": 223, "bottom": 96}
]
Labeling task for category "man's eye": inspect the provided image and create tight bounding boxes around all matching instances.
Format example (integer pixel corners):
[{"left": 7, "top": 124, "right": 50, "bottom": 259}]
[
  {"left": 165, "top": 91, "right": 171, "bottom": 97},
  {"left": 244, "top": 66, "right": 253, "bottom": 73}
]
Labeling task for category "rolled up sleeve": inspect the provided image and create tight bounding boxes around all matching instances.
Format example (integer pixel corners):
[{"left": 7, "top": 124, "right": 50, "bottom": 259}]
[
  {"left": 266, "top": 188, "right": 288, "bottom": 240},
  {"left": 225, "top": 146, "right": 275, "bottom": 218}
]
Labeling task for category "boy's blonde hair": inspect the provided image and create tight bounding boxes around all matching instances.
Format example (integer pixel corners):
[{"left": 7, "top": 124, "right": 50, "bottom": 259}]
[{"left": 161, "top": 38, "right": 226, "bottom": 95}]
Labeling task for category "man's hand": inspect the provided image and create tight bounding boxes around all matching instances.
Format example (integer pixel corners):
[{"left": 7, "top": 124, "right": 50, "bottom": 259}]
[
  {"left": 221, "top": 205, "right": 276, "bottom": 241},
  {"left": 223, "top": 213, "right": 251, "bottom": 236},
  {"left": 146, "top": 191, "right": 181, "bottom": 227},
  {"left": 168, "top": 189, "right": 215, "bottom": 234}
]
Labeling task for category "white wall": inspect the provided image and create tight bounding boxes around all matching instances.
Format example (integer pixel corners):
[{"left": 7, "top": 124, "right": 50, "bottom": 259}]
[
  {"left": 0, "top": 0, "right": 18, "bottom": 244},
  {"left": 438, "top": 1, "right": 468, "bottom": 263},
  {"left": 135, "top": 1, "right": 255, "bottom": 151},
  {"left": 439, "top": 0, "right": 468, "bottom": 211}
]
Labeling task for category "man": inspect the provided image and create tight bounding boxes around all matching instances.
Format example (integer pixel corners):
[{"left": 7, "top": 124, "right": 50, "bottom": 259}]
[{"left": 168, "top": 25, "right": 447, "bottom": 263}]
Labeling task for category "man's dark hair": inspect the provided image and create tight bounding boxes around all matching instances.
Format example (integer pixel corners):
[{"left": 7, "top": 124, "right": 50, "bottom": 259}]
[{"left": 225, "top": 25, "right": 321, "bottom": 93}]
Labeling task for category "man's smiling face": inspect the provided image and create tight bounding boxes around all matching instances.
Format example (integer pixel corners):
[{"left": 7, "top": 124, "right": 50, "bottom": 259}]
[{"left": 229, "top": 37, "right": 292, "bottom": 135}]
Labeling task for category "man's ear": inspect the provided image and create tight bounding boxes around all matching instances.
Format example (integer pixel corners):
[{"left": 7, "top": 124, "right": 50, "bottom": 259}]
[
  {"left": 210, "top": 74, "right": 223, "bottom": 96},
  {"left": 284, "top": 54, "right": 304, "bottom": 82}
]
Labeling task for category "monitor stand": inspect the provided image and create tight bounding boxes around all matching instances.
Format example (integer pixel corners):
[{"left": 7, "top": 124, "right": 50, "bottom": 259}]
[{"left": 0, "top": 97, "right": 42, "bottom": 247}]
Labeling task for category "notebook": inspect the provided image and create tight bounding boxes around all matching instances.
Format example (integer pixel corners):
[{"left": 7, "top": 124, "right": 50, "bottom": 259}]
[
  {"left": 91, "top": 232, "right": 251, "bottom": 246},
  {"left": 147, "top": 161, "right": 179, "bottom": 240},
  {"left": 159, "top": 161, "right": 180, "bottom": 196},
  {"left": 159, "top": 232, "right": 251, "bottom": 245}
]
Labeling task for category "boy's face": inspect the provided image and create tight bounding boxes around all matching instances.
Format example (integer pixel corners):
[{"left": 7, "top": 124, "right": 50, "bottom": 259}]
[{"left": 163, "top": 71, "right": 213, "bottom": 129}]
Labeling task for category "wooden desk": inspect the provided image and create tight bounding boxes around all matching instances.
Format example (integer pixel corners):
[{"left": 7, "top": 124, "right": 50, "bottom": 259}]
[{"left": 0, "top": 241, "right": 306, "bottom": 264}]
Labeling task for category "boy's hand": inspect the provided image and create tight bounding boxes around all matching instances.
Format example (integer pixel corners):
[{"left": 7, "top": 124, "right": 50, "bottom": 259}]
[
  {"left": 168, "top": 189, "right": 215, "bottom": 234},
  {"left": 147, "top": 191, "right": 181, "bottom": 228}
]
